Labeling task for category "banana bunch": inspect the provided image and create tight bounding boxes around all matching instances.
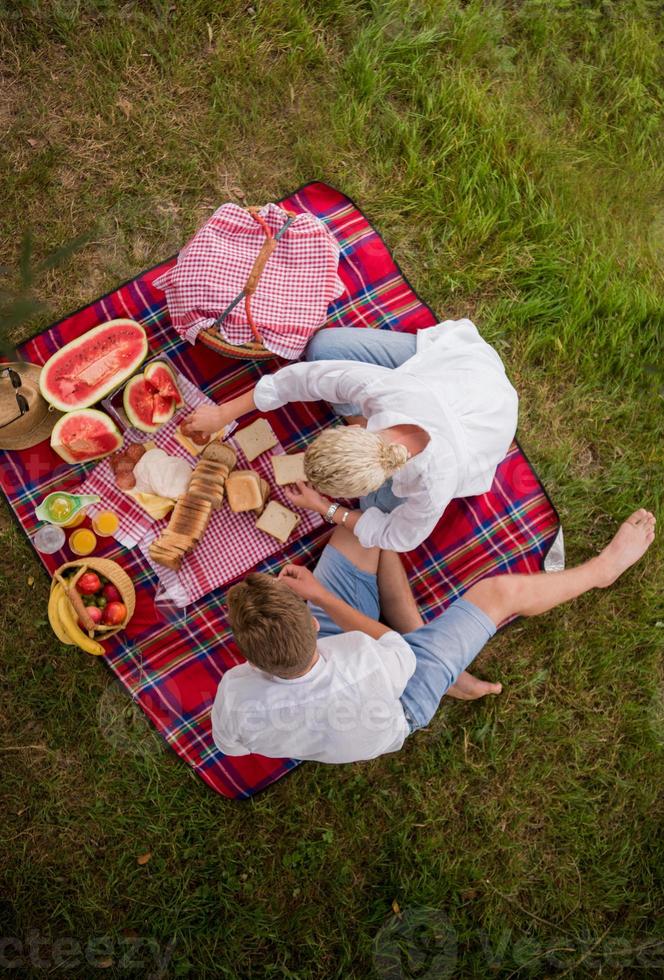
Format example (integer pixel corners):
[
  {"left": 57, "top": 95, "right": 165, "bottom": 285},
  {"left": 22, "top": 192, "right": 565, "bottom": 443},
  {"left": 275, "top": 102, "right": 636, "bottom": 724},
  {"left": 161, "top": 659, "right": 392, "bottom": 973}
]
[{"left": 48, "top": 581, "right": 105, "bottom": 656}]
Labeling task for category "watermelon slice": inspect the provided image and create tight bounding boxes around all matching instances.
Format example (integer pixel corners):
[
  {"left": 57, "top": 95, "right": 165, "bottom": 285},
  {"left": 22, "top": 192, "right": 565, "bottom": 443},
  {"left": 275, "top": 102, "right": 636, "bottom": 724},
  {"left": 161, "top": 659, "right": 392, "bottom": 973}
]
[
  {"left": 144, "top": 360, "right": 183, "bottom": 408},
  {"left": 123, "top": 375, "right": 160, "bottom": 433},
  {"left": 40, "top": 320, "right": 148, "bottom": 412},
  {"left": 51, "top": 409, "right": 123, "bottom": 464},
  {"left": 151, "top": 394, "right": 176, "bottom": 426}
]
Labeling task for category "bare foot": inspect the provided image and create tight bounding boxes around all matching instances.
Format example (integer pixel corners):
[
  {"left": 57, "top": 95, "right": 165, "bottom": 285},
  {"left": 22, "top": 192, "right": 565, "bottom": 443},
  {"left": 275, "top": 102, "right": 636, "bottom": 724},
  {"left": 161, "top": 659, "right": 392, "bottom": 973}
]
[
  {"left": 595, "top": 509, "right": 656, "bottom": 587},
  {"left": 446, "top": 670, "right": 502, "bottom": 701}
]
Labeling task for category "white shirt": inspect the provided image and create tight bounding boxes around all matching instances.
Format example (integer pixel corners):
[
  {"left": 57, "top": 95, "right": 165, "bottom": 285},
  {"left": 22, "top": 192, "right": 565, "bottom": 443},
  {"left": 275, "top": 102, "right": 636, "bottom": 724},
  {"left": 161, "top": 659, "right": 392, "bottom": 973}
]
[
  {"left": 211, "top": 630, "right": 416, "bottom": 764},
  {"left": 254, "top": 319, "right": 519, "bottom": 551}
]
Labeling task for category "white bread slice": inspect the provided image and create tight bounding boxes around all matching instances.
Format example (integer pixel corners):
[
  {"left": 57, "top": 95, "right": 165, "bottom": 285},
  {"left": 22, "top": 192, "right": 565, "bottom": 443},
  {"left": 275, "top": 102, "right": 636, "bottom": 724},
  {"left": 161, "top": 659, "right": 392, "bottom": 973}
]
[
  {"left": 226, "top": 470, "right": 263, "bottom": 512},
  {"left": 271, "top": 452, "right": 306, "bottom": 486},
  {"left": 255, "top": 501, "right": 300, "bottom": 543},
  {"left": 234, "top": 418, "right": 278, "bottom": 462},
  {"left": 252, "top": 478, "right": 270, "bottom": 517}
]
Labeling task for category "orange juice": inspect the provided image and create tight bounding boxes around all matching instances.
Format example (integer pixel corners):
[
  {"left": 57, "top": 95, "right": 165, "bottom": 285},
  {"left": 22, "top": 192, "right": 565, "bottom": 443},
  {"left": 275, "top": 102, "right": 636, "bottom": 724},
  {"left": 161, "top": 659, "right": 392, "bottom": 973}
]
[
  {"left": 69, "top": 528, "right": 97, "bottom": 556},
  {"left": 92, "top": 510, "right": 119, "bottom": 537}
]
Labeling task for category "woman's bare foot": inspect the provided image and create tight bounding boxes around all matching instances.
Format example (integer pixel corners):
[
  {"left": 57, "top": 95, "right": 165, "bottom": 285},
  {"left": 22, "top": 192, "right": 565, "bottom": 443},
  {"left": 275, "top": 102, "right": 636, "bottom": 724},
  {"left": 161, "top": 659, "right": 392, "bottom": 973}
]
[
  {"left": 595, "top": 509, "right": 656, "bottom": 588},
  {"left": 446, "top": 670, "right": 502, "bottom": 701}
]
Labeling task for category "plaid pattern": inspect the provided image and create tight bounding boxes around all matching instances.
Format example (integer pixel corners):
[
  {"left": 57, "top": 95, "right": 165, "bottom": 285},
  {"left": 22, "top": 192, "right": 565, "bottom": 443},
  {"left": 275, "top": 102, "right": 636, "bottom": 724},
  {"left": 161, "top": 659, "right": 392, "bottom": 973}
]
[
  {"left": 0, "top": 182, "right": 560, "bottom": 799},
  {"left": 155, "top": 202, "right": 345, "bottom": 358}
]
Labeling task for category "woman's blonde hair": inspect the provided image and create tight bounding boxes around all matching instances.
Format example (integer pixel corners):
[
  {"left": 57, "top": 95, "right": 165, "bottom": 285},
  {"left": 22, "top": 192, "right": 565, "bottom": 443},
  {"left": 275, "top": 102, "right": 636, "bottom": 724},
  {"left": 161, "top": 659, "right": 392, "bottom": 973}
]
[{"left": 304, "top": 426, "right": 409, "bottom": 498}]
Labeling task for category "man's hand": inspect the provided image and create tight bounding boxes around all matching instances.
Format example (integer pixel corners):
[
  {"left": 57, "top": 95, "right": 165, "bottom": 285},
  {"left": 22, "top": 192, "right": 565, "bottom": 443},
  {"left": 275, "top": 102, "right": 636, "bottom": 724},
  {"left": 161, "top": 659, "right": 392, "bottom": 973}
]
[
  {"left": 278, "top": 564, "right": 326, "bottom": 603},
  {"left": 283, "top": 481, "right": 330, "bottom": 516}
]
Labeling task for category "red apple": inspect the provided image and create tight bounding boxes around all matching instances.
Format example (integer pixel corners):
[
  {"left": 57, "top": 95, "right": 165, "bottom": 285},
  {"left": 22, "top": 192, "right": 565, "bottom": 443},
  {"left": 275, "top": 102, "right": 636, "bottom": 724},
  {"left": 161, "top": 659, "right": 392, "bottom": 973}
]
[
  {"left": 79, "top": 605, "right": 103, "bottom": 629},
  {"left": 103, "top": 601, "right": 127, "bottom": 626},
  {"left": 102, "top": 583, "right": 122, "bottom": 603},
  {"left": 77, "top": 572, "right": 102, "bottom": 595}
]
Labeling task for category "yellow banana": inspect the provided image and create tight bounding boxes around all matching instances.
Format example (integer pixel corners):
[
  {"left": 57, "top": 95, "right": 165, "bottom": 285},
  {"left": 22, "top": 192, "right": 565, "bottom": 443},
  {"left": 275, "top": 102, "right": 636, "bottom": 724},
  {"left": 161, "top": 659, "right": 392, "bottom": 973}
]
[
  {"left": 57, "top": 593, "right": 105, "bottom": 656},
  {"left": 48, "top": 582, "right": 74, "bottom": 646}
]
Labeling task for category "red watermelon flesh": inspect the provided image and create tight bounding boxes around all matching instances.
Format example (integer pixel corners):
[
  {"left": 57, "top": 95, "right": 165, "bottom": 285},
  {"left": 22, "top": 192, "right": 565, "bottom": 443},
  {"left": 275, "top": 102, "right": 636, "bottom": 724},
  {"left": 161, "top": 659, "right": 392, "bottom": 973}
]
[
  {"left": 123, "top": 375, "right": 160, "bottom": 433},
  {"left": 151, "top": 394, "right": 176, "bottom": 425},
  {"left": 40, "top": 319, "right": 148, "bottom": 412},
  {"left": 51, "top": 409, "right": 123, "bottom": 464},
  {"left": 143, "top": 361, "right": 183, "bottom": 407}
]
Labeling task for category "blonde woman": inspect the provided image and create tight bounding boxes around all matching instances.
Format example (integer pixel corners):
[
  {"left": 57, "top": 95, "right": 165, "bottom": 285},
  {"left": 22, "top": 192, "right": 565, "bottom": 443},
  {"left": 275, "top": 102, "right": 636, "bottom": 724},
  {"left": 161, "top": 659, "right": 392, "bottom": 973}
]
[{"left": 186, "top": 319, "right": 518, "bottom": 552}]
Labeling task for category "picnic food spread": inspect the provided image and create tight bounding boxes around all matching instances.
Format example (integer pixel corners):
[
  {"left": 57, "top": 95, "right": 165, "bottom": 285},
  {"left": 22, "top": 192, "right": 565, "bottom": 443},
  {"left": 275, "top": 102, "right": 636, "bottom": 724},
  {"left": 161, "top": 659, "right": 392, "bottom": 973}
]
[{"left": 17, "top": 317, "right": 309, "bottom": 653}]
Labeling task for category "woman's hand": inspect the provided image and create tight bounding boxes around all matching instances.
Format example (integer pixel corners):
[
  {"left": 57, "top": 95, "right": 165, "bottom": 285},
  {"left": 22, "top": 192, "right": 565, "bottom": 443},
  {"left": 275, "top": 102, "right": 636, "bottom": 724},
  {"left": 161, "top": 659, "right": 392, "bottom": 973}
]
[
  {"left": 278, "top": 564, "right": 326, "bottom": 603},
  {"left": 183, "top": 403, "right": 233, "bottom": 435},
  {"left": 283, "top": 481, "right": 331, "bottom": 516}
]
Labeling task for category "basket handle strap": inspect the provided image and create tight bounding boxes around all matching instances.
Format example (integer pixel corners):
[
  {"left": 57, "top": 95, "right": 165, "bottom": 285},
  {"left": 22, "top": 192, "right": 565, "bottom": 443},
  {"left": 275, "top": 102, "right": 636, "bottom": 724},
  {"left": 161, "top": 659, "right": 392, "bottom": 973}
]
[{"left": 212, "top": 207, "right": 297, "bottom": 344}]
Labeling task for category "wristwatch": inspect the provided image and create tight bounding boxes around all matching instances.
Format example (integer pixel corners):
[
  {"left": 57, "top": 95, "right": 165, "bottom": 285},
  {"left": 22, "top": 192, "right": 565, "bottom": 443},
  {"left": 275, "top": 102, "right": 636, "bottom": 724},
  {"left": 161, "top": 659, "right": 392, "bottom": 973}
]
[{"left": 323, "top": 502, "right": 341, "bottom": 524}]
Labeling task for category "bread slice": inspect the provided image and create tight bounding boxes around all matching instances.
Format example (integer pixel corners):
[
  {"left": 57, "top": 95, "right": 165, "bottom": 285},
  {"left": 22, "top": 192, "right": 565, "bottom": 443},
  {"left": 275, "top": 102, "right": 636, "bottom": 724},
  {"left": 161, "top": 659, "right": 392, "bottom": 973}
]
[
  {"left": 234, "top": 418, "right": 278, "bottom": 462},
  {"left": 271, "top": 452, "right": 306, "bottom": 486},
  {"left": 201, "top": 441, "right": 237, "bottom": 470},
  {"left": 252, "top": 477, "right": 270, "bottom": 517},
  {"left": 226, "top": 470, "right": 263, "bottom": 512},
  {"left": 255, "top": 501, "right": 300, "bottom": 543},
  {"left": 188, "top": 483, "right": 225, "bottom": 509},
  {"left": 149, "top": 541, "right": 183, "bottom": 571}
]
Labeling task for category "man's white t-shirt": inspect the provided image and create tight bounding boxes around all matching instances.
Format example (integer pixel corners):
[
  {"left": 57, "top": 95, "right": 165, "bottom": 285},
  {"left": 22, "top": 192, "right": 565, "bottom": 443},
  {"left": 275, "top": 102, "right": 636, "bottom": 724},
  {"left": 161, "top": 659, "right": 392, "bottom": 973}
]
[{"left": 211, "top": 630, "right": 417, "bottom": 764}]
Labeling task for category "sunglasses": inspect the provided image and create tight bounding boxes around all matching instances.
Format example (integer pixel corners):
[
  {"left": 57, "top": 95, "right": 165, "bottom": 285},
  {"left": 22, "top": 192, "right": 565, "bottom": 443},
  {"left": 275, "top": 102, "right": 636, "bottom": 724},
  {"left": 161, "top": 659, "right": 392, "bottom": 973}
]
[{"left": 1, "top": 367, "right": 30, "bottom": 429}]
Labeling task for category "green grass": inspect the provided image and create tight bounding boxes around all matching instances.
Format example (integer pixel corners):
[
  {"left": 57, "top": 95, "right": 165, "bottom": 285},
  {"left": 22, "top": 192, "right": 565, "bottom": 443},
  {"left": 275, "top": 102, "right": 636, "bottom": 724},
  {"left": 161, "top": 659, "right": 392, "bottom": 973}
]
[{"left": 1, "top": 1, "right": 663, "bottom": 977}]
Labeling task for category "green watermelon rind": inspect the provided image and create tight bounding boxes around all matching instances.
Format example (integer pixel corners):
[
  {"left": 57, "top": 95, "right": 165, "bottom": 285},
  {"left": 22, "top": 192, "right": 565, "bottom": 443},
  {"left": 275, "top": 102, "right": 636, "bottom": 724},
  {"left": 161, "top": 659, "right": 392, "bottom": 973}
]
[
  {"left": 40, "top": 319, "right": 149, "bottom": 412},
  {"left": 123, "top": 375, "right": 161, "bottom": 433},
  {"left": 51, "top": 409, "right": 124, "bottom": 465}
]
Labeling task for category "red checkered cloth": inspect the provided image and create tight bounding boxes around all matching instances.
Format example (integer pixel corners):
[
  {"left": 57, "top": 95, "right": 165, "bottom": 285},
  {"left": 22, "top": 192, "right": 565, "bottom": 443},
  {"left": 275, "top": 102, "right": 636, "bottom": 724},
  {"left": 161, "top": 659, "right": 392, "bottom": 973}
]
[
  {"left": 154, "top": 203, "right": 345, "bottom": 359},
  {"left": 139, "top": 437, "right": 323, "bottom": 607}
]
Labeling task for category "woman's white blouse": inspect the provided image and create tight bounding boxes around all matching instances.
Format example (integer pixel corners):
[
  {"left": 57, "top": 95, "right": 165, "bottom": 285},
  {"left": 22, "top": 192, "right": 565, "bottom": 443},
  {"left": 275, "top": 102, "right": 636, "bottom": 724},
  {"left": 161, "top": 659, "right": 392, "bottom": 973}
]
[{"left": 254, "top": 319, "right": 519, "bottom": 551}]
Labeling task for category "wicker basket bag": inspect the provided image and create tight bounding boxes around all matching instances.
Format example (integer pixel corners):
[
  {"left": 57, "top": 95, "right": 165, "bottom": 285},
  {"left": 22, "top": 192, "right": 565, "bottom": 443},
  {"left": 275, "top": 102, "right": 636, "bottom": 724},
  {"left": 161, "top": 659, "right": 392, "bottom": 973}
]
[{"left": 51, "top": 558, "right": 136, "bottom": 639}]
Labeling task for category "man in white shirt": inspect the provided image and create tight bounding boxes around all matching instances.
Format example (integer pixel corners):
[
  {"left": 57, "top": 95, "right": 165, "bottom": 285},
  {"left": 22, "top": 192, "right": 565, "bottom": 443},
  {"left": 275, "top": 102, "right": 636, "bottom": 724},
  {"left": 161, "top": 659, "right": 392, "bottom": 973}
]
[{"left": 212, "top": 509, "right": 655, "bottom": 763}]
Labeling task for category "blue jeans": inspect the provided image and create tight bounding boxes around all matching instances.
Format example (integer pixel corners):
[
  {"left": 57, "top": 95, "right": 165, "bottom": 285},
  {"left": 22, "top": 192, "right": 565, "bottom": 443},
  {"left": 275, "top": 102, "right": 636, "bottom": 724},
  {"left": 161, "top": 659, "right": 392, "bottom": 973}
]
[
  {"left": 305, "top": 326, "right": 417, "bottom": 416},
  {"left": 309, "top": 544, "right": 496, "bottom": 734}
]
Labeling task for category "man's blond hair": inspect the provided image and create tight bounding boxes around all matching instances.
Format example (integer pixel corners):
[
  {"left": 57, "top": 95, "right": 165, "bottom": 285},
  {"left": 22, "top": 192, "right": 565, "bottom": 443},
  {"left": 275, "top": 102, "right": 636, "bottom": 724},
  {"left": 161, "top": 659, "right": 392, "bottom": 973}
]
[
  {"left": 304, "top": 426, "right": 409, "bottom": 498},
  {"left": 227, "top": 573, "right": 317, "bottom": 678}
]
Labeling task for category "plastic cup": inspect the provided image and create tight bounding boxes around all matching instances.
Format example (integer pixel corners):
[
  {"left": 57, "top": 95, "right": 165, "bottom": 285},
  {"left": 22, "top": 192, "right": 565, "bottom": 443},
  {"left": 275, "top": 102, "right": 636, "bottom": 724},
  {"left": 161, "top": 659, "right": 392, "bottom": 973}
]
[
  {"left": 69, "top": 528, "right": 97, "bottom": 556},
  {"left": 33, "top": 524, "right": 66, "bottom": 554},
  {"left": 92, "top": 510, "right": 119, "bottom": 537}
]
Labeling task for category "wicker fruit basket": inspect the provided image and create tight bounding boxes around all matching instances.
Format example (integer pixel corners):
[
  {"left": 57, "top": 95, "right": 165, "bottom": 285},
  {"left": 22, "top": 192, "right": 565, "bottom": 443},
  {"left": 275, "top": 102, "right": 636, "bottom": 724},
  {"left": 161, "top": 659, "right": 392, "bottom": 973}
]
[{"left": 51, "top": 557, "right": 136, "bottom": 639}]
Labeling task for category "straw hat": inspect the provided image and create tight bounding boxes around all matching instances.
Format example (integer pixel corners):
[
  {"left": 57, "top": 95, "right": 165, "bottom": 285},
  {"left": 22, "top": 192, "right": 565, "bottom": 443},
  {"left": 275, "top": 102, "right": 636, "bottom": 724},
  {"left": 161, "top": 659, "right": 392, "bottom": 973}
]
[{"left": 0, "top": 361, "right": 61, "bottom": 451}]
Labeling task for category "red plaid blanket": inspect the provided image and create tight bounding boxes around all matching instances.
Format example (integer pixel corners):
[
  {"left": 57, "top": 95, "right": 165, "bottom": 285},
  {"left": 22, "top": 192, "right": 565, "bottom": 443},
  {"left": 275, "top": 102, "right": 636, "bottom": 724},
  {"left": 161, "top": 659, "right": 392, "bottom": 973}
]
[{"left": 0, "top": 182, "right": 560, "bottom": 798}]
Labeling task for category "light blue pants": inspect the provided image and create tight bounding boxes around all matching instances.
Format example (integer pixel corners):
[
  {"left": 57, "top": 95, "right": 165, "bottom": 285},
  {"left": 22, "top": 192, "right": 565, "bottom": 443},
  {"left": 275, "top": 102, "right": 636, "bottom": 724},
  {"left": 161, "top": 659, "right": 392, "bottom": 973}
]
[
  {"left": 304, "top": 326, "right": 417, "bottom": 416},
  {"left": 304, "top": 327, "right": 418, "bottom": 513},
  {"left": 309, "top": 544, "right": 496, "bottom": 733}
]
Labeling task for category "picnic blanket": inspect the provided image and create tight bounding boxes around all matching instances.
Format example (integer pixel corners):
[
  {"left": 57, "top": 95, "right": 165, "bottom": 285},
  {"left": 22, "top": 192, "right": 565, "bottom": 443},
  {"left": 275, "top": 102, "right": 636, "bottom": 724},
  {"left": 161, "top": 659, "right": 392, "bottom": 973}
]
[{"left": 0, "top": 182, "right": 560, "bottom": 799}]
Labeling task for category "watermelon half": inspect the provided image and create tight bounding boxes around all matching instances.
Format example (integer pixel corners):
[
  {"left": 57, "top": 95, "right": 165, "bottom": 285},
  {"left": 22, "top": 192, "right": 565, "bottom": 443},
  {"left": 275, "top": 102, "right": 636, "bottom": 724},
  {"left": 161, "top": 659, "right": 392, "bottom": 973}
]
[
  {"left": 123, "top": 375, "right": 162, "bottom": 433},
  {"left": 51, "top": 409, "right": 123, "bottom": 464},
  {"left": 144, "top": 360, "right": 183, "bottom": 407},
  {"left": 40, "top": 319, "right": 148, "bottom": 412}
]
